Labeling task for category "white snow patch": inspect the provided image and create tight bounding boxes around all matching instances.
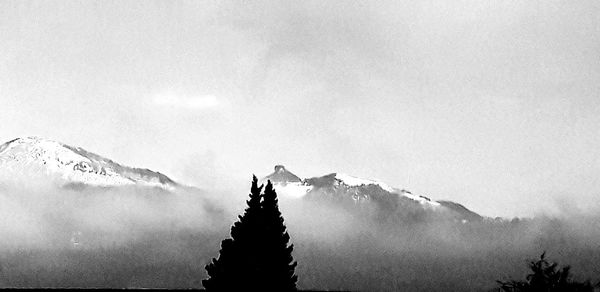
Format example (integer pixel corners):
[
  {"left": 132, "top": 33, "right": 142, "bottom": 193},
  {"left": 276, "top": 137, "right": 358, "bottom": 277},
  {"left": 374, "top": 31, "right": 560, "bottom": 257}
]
[
  {"left": 334, "top": 173, "right": 395, "bottom": 192},
  {"left": 399, "top": 190, "right": 441, "bottom": 207},
  {"left": 0, "top": 136, "right": 173, "bottom": 189}
]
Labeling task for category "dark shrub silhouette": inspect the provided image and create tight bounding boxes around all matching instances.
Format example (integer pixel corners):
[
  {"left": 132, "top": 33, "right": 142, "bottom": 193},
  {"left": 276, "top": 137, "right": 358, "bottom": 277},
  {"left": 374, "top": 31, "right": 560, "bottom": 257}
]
[
  {"left": 497, "top": 252, "right": 598, "bottom": 292},
  {"left": 203, "top": 176, "right": 297, "bottom": 291}
]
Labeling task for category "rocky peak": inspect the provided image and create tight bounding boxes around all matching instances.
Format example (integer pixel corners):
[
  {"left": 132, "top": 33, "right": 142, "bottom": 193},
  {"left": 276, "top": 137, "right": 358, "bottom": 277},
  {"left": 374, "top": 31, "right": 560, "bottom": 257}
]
[{"left": 264, "top": 165, "right": 302, "bottom": 184}]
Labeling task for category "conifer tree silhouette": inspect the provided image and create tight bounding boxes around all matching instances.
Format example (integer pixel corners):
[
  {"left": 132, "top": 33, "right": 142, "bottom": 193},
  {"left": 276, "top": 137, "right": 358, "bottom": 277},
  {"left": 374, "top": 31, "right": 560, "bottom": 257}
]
[
  {"left": 497, "top": 252, "right": 598, "bottom": 292},
  {"left": 203, "top": 176, "right": 297, "bottom": 291},
  {"left": 261, "top": 181, "right": 298, "bottom": 291},
  {"left": 203, "top": 175, "right": 263, "bottom": 290}
]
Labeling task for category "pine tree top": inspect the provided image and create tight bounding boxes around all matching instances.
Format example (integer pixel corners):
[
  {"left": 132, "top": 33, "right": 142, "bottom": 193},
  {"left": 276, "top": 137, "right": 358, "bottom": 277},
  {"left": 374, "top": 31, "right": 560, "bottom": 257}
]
[{"left": 203, "top": 176, "right": 298, "bottom": 291}]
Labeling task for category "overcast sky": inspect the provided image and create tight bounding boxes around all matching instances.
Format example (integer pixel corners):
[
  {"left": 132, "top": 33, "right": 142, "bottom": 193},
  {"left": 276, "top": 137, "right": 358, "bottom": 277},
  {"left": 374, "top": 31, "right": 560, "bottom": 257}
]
[{"left": 1, "top": 1, "right": 599, "bottom": 217}]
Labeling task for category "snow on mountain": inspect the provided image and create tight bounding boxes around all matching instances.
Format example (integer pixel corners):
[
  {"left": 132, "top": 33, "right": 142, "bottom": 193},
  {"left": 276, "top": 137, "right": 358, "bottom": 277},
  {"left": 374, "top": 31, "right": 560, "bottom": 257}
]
[
  {"left": 262, "top": 165, "right": 312, "bottom": 198},
  {"left": 264, "top": 165, "right": 441, "bottom": 207},
  {"left": 263, "top": 165, "right": 480, "bottom": 221},
  {"left": 396, "top": 189, "right": 441, "bottom": 207},
  {"left": 0, "top": 136, "right": 176, "bottom": 189},
  {"left": 334, "top": 173, "right": 395, "bottom": 193}
]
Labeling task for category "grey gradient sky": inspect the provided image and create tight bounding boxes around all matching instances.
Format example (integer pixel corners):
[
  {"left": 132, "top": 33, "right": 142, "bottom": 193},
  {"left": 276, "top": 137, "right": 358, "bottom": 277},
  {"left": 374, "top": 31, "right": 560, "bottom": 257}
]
[{"left": 1, "top": 1, "right": 599, "bottom": 217}]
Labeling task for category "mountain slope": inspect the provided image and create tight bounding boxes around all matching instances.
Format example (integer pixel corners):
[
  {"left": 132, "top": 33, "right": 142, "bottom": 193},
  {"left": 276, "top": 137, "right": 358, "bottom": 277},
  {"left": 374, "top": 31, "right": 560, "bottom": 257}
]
[
  {"left": 263, "top": 165, "right": 482, "bottom": 222},
  {"left": 0, "top": 136, "right": 177, "bottom": 189}
]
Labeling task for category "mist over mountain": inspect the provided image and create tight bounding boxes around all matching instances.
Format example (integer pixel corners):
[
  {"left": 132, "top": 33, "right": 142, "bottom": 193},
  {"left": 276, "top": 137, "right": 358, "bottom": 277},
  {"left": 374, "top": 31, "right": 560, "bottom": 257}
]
[
  {"left": 264, "top": 164, "right": 483, "bottom": 224},
  {"left": 0, "top": 137, "right": 598, "bottom": 291},
  {"left": 0, "top": 136, "right": 484, "bottom": 227}
]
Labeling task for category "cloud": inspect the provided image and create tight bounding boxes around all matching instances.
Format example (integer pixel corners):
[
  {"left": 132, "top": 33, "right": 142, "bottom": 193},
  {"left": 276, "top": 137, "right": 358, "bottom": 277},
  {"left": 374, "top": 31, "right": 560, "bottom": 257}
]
[{"left": 152, "top": 94, "right": 221, "bottom": 110}]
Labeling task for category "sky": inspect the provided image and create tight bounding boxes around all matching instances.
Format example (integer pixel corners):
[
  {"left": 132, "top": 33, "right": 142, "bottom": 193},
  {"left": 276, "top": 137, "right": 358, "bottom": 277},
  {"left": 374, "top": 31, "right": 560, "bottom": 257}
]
[{"left": 1, "top": 0, "right": 599, "bottom": 217}]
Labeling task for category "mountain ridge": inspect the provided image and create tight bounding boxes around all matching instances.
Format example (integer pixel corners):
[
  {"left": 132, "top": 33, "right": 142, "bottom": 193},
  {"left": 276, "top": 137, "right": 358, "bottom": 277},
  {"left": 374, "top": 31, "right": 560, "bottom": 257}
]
[
  {"left": 263, "top": 164, "right": 483, "bottom": 222},
  {"left": 0, "top": 136, "right": 177, "bottom": 189},
  {"left": 0, "top": 136, "right": 483, "bottom": 222}
]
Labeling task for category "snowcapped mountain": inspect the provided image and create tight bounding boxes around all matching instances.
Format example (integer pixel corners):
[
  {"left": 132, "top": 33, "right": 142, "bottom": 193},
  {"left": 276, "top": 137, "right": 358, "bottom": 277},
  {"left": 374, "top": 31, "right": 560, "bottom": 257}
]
[
  {"left": 0, "top": 136, "right": 481, "bottom": 221},
  {"left": 264, "top": 165, "right": 440, "bottom": 206},
  {"left": 263, "top": 165, "right": 482, "bottom": 222},
  {"left": 0, "top": 136, "right": 177, "bottom": 189}
]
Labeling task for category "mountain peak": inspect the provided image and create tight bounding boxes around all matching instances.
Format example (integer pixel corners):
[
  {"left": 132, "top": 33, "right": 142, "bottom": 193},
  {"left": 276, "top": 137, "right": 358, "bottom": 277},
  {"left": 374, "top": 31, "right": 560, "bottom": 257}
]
[
  {"left": 0, "top": 136, "right": 176, "bottom": 189},
  {"left": 264, "top": 164, "right": 301, "bottom": 184}
]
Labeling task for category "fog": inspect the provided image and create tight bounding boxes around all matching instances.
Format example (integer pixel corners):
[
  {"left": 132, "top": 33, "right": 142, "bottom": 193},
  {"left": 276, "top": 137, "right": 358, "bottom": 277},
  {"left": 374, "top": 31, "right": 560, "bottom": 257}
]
[
  {"left": 3, "top": 1, "right": 600, "bottom": 218},
  {"left": 2, "top": 1, "right": 599, "bottom": 289},
  {"left": 0, "top": 177, "right": 598, "bottom": 290}
]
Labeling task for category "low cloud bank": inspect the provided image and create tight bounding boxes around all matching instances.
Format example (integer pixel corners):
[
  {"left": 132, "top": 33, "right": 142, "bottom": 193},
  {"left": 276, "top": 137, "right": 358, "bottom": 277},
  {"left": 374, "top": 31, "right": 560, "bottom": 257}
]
[{"left": 0, "top": 180, "right": 598, "bottom": 290}]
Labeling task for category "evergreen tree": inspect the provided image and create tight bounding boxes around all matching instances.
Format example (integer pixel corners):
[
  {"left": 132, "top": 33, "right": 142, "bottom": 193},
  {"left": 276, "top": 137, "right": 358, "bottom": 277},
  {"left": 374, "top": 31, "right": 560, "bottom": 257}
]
[
  {"left": 261, "top": 181, "right": 298, "bottom": 291},
  {"left": 497, "top": 252, "right": 598, "bottom": 292},
  {"left": 203, "top": 176, "right": 297, "bottom": 291},
  {"left": 203, "top": 175, "right": 263, "bottom": 291}
]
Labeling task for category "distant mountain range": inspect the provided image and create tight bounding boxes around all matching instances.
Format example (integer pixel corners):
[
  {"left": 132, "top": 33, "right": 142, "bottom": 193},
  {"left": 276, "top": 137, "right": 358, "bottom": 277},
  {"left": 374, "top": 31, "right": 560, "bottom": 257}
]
[
  {"left": 264, "top": 165, "right": 483, "bottom": 222},
  {"left": 0, "top": 137, "right": 482, "bottom": 222}
]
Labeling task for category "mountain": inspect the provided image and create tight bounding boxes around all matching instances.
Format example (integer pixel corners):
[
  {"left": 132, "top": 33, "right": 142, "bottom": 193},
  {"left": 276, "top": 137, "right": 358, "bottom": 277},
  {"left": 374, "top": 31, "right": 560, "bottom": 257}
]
[
  {"left": 265, "top": 165, "right": 302, "bottom": 183},
  {"left": 0, "top": 136, "right": 177, "bottom": 189},
  {"left": 0, "top": 136, "right": 481, "bottom": 222},
  {"left": 263, "top": 165, "right": 483, "bottom": 222}
]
